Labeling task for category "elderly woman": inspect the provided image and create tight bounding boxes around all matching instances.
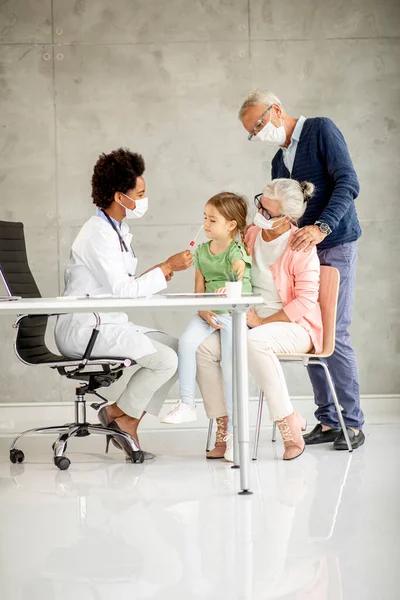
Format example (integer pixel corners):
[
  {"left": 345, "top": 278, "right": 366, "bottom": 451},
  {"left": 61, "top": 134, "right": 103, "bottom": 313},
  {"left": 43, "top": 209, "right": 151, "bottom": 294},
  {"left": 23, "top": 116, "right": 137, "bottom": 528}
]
[{"left": 196, "top": 179, "right": 323, "bottom": 461}]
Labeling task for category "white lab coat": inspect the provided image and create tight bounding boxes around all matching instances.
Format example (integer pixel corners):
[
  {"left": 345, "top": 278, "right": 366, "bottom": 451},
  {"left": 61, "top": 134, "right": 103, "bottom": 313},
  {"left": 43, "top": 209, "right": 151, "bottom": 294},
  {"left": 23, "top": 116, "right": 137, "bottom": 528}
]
[{"left": 55, "top": 215, "right": 167, "bottom": 361}]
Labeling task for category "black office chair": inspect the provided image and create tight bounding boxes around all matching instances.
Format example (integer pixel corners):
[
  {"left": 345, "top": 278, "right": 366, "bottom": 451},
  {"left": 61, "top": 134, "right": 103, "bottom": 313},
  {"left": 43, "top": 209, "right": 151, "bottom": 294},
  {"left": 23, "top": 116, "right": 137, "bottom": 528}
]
[{"left": 0, "top": 220, "right": 144, "bottom": 469}]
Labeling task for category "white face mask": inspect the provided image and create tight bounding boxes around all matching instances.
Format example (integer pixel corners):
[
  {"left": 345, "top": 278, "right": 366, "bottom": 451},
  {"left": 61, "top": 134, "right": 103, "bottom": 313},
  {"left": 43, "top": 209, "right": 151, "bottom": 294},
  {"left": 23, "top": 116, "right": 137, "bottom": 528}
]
[
  {"left": 120, "top": 193, "right": 148, "bottom": 219},
  {"left": 255, "top": 120, "right": 286, "bottom": 146},
  {"left": 253, "top": 212, "right": 287, "bottom": 230}
]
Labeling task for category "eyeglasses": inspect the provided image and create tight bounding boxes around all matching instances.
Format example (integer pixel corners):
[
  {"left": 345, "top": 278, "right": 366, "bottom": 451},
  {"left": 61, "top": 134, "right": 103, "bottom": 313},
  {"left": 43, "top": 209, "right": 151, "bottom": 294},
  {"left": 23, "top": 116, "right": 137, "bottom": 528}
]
[
  {"left": 254, "top": 193, "right": 284, "bottom": 220},
  {"left": 248, "top": 105, "right": 272, "bottom": 141}
]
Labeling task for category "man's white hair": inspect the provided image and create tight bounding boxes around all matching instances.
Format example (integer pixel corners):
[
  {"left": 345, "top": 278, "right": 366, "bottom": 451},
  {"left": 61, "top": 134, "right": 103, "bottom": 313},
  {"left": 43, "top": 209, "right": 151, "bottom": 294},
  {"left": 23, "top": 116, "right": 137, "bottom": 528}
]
[{"left": 238, "top": 89, "right": 283, "bottom": 120}]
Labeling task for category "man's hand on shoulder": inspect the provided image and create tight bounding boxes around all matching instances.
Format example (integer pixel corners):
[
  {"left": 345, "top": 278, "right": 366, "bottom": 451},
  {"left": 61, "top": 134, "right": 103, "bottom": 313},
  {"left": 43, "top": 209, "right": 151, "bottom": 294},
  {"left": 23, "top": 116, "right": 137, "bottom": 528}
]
[{"left": 291, "top": 225, "right": 328, "bottom": 252}]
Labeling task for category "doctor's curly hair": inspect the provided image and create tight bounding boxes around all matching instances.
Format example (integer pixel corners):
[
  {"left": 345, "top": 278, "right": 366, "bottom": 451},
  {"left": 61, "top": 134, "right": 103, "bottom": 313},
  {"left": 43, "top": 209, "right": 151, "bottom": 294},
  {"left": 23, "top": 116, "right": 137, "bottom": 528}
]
[{"left": 91, "top": 148, "right": 145, "bottom": 209}]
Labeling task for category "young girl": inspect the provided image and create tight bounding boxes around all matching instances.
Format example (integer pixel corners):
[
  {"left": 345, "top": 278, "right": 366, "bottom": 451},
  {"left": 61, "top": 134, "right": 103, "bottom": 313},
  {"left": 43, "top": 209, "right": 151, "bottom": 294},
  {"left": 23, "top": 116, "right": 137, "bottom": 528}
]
[{"left": 161, "top": 192, "right": 252, "bottom": 461}]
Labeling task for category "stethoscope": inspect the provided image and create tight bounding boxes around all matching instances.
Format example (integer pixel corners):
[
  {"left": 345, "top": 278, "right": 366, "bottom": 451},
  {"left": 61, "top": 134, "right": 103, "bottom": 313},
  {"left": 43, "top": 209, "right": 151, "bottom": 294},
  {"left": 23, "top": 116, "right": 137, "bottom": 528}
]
[{"left": 101, "top": 210, "right": 136, "bottom": 257}]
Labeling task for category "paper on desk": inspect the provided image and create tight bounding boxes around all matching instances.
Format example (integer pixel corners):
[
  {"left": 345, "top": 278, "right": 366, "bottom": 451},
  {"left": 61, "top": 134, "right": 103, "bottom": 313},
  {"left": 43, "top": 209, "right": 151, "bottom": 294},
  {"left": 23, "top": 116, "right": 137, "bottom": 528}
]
[
  {"left": 56, "top": 294, "right": 114, "bottom": 300},
  {"left": 158, "top": 293, "right": 225, "bottom": 298}
]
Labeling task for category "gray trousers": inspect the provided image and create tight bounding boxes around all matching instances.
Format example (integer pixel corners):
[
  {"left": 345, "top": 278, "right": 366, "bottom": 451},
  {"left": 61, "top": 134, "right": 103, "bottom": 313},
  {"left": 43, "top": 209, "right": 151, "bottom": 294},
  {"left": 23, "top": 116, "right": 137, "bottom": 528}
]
[
  {"left": 308, "top": 241, "right": 365, "bottom": 429},
  {"left": 117, "top": 331, "right": 179, "bottom": 419}
]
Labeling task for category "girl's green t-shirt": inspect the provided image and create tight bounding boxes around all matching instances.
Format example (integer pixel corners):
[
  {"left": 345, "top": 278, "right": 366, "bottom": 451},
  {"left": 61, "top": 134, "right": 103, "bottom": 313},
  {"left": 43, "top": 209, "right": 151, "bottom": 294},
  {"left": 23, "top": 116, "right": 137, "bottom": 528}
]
[{"left": 193, "top": 239, "right": 252, "bottom": 301}]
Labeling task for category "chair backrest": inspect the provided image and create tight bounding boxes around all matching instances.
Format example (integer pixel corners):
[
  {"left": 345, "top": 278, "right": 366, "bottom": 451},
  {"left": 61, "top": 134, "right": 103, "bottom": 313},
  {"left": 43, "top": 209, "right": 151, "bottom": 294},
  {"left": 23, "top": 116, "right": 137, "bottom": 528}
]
[
  {"left": 0, "top": 220, "right": 52, "bottom": 364},
  {"left": 0, "top": 221, "right": 41, "bottom": 298},
  {"left": 318, "top": 265, "right": 340, "bottom": 356}
]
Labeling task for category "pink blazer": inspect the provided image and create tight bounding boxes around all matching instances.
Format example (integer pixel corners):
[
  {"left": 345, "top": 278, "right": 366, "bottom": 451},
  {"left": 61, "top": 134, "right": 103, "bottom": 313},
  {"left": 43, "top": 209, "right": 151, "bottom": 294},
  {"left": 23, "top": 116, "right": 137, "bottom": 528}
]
[{"left": 245, "top": 224, "right": 323, "bottom": 353}]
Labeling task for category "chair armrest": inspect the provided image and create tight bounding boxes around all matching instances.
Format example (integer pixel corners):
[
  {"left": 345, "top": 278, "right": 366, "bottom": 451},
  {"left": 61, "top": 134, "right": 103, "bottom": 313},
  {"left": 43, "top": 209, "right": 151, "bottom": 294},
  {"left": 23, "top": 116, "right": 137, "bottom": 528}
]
[
  {"left": 81, "top": 313, "right": 101, "bottom": 364},
  {"left": 82, "top": 328, "right": 100, "bottom": 362}
]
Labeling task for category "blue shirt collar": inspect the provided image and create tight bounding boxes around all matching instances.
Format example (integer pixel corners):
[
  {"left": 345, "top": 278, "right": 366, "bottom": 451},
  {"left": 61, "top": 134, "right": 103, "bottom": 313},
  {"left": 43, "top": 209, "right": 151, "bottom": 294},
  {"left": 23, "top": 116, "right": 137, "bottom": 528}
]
[
  {"left": 96, "top": 207, "right": 122, "bottom": 230},
  {"left": 291, "top": 115, "right": 306, "bottom": 142}
]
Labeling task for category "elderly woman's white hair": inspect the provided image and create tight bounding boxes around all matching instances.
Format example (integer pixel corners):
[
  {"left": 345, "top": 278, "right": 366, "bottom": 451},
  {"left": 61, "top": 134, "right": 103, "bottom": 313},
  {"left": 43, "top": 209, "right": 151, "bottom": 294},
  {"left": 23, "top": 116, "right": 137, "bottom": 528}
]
[{"left": 263, "top": 179, "right": 315, "bottom": 222}]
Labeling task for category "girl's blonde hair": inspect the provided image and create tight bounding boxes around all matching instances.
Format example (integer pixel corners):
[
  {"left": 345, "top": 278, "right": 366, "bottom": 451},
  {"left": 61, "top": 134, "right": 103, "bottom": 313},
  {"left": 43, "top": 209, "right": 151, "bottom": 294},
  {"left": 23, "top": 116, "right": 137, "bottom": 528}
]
[
  {"left": 206, "top": 192, "right": 249, "bottom": 254},
  {"left": 263, "top": 178, "right": 315, "bottom": 223}
]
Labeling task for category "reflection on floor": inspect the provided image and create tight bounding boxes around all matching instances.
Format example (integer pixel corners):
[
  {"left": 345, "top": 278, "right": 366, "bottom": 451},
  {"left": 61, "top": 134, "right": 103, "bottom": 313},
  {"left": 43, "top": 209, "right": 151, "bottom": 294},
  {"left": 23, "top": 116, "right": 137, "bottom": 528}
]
[{"left": 0, "top": 425, "right": 398, "bottom": 600}]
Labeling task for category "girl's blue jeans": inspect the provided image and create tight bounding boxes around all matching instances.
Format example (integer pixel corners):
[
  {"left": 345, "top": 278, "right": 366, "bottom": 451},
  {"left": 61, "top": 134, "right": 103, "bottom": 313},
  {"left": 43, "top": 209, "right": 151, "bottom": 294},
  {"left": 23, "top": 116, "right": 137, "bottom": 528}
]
[{"left": 178, "top": 313, "right": 233, "bottom": 433}]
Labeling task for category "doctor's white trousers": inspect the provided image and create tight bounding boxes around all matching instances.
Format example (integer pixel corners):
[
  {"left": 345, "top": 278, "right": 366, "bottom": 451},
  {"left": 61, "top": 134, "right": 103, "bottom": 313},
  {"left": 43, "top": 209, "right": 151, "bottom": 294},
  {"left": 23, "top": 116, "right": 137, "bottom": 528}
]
[
  {"left": 55, "top": 323, "right": 178, "bottom": 419},
  {"left": 119, "top": 330, "right": 178, "bottom": 418}
]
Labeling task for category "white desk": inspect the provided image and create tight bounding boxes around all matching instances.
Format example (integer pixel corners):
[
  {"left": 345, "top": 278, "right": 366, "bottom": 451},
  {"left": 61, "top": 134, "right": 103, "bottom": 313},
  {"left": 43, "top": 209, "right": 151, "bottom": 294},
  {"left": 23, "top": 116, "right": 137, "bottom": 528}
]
[{"left": 0, "top": 294, "right": 263, "bottom": 494}]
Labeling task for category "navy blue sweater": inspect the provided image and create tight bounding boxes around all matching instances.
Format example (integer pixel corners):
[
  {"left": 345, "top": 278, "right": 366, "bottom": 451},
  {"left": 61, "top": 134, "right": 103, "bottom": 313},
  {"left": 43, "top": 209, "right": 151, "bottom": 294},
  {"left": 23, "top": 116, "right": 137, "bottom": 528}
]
[{"left": 271, "top": 117, "right": 362, "bottom": 250}]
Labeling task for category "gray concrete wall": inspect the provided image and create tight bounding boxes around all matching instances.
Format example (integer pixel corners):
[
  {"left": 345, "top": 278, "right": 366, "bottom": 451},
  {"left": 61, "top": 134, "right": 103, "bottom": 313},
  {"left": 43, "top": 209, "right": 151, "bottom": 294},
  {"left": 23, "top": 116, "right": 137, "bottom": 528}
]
[{"left": 0, "top": 0, "right": 399, "bottom": 405}]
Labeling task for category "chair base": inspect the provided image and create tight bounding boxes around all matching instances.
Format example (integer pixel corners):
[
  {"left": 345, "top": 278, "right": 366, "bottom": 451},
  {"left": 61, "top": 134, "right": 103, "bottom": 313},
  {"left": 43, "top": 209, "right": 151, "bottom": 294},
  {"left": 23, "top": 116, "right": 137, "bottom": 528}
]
[{"left": 9, "top": 387, "right": 144, "bottom": 470}]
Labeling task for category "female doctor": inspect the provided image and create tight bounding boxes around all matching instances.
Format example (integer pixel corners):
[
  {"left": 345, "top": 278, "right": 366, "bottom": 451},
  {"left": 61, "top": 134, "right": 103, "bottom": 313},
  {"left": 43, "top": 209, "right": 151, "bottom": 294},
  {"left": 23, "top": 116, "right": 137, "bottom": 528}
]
[{"left": 55, "top": 148, "right": 192, "bottom": 459}]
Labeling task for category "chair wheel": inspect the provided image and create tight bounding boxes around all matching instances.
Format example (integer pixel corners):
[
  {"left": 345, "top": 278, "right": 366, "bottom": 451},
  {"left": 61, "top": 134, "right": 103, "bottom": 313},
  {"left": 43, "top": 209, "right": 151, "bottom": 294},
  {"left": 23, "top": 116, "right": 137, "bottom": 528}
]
[
  {"left": 54, "top": 456, "right": 71, "bottom": 470},
  {"left": 10, "top": 449, "right": 25, "bottom": 464},
  {"left": 132, "top": 451, "right": 145, "bottom": 464}
]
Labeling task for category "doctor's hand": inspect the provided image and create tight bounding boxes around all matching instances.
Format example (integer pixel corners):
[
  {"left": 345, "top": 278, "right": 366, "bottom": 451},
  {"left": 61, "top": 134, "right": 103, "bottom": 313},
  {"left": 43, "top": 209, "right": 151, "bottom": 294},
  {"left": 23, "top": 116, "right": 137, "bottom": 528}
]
[
  {"left": 160, "top": 262, "right": 174, "bottom": 280},
  {"left": 166, "top": 250, "right": 193, "bottom": 272}
]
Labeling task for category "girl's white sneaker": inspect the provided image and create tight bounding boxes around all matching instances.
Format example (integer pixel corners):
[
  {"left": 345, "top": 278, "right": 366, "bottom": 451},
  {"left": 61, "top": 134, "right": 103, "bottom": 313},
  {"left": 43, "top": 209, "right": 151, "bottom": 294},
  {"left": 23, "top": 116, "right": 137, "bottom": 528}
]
[
  {"left": 224, "top": 433, "right": 233, "bottom": 462},
  {"left": 160, "top": 402, "right": 197, "bottom": 424}
]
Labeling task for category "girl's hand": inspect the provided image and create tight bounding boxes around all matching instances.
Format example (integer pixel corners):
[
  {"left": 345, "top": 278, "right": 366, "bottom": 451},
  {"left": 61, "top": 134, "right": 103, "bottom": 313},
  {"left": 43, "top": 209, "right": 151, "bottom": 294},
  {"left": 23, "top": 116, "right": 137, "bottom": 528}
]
[
  {"left": 199, "top": 311, "right": 224, "bottom": 330},
  {"left": 215, "top": 287, "right": 227, "bottom": 294},
  {"left": 232, "top": 259, "right": 246, "bottom": 280},
  {"left": 246, "top": 309, "right": 263, "bottom": 329}
]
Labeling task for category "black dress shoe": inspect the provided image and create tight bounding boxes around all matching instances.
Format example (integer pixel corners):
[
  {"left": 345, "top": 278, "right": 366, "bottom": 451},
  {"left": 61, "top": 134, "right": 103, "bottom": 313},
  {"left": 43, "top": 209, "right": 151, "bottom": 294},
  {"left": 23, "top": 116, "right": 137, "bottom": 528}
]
[
  {"left": 334, "top": 428, "right": 365, "bottom": 451},
  {"left": 303, "top": 424, "right": 340, "bottom": 445}
]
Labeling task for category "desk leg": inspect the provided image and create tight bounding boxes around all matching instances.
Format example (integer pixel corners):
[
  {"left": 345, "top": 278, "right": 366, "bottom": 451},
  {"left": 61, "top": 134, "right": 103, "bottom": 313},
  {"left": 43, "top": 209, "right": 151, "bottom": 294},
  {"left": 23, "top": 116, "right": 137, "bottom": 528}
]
[
  {"left": 233, "top": 310, "right": 252, "bottom": 495},
  {"left": 232, "top": 313, "right": 240, "bottom": 468}
]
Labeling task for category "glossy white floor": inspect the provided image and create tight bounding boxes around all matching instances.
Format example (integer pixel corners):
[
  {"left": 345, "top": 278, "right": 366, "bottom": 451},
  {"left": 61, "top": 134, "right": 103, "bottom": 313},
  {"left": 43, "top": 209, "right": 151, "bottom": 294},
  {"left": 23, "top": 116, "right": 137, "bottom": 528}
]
[{"left": 0, "top": 425, "right": 398, "bottom": 600}]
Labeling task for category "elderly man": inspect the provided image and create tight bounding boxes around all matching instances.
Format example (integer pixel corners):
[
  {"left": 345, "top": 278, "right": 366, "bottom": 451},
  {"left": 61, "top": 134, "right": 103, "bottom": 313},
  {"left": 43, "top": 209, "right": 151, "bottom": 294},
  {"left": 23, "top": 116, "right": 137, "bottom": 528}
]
[{"left": 197, "top": 89, "right": 365, "bottom": 452}]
